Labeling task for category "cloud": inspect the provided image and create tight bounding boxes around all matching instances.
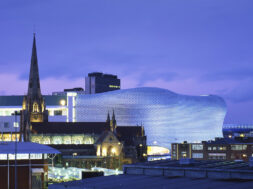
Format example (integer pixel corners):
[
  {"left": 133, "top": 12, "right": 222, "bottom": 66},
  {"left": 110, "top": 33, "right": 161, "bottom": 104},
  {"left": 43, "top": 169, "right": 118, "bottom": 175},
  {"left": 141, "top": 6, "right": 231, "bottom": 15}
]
[
  {"left": 201, "top": 68, "right": 253, "bottom": 82},
  {"left": 223, "top": 79, "right": 253, "bottom": 103},
  {"left": 0, "top": 73, "right": 83, "bottom": 95},
  {"left": 40, "top": 77, "right": 84, "bottom": 95},
  {"left": 0, "top": 74, "right": 27, "bottom": 95}
]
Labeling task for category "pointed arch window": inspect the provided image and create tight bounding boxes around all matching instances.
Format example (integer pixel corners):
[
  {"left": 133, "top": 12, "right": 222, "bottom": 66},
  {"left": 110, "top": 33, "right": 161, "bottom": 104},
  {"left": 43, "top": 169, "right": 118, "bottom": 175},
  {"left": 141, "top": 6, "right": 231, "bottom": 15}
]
[{"left": 33, "top": 102, "right": 39, "bottom": 112}]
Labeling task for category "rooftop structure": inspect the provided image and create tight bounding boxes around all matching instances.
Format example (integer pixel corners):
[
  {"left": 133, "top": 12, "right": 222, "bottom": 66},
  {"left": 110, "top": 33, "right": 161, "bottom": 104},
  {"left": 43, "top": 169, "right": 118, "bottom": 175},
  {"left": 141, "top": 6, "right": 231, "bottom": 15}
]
[
  {"left": 49, "top": 160, "right": 253, "bottom": 189},
  {"left": 0, "top": 141, "right": 60, "bottom": 154},
  {"left": 0, "top": 142, "right": 59, "bottom": 189}
]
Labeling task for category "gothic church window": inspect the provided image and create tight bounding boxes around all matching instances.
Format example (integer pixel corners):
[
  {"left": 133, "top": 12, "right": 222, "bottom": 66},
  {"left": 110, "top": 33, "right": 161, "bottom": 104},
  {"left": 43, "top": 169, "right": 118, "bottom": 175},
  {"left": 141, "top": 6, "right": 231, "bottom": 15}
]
[{"left": 33, "top": 102, "right": 39, "bottom": 112}]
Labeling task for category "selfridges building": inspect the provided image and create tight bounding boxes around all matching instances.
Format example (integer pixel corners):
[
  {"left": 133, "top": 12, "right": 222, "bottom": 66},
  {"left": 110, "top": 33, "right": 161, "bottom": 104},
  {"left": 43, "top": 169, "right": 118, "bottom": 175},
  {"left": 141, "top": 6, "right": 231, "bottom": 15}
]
[
  {"left": 74, "top": 87, "right": 227, "bottom": 148},
  {"left": 0, "top": 87, "right": 226, "bottom": 148}
]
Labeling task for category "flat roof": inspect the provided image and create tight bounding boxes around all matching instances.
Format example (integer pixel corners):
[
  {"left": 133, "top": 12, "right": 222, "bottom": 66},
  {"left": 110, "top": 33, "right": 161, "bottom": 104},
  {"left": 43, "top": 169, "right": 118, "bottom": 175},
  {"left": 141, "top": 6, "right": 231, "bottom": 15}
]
[
  {"left": 49, "top": 174, "right": 253, "bottom": 189},
  {"left": 0, "top": 142, "right": 60, "bottom": 154},
  {"left": 0, "top": 95, "right": 67, "bottom": 107},
  {"left": 123, "top": 159, "right": 253, "bottom": 180},
  {"left": 50, "top": 159, "right": 253, "bottom": 188}
]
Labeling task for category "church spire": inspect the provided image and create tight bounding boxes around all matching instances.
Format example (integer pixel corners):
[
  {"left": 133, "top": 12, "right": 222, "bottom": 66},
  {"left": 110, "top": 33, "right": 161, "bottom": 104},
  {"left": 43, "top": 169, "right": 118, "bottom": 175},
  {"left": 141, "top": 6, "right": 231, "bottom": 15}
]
[
  {"left": 28, "top": 34, "right": 42, "bottom": 98},
  {"left": 111, "top": 109, "right": 117, "bottom": 132},
  {"left": 20, "top": 34, "right": 48, "bottom": 142},
  {"left": 106, "top": 111, "right": 110, "bottom": 123}
]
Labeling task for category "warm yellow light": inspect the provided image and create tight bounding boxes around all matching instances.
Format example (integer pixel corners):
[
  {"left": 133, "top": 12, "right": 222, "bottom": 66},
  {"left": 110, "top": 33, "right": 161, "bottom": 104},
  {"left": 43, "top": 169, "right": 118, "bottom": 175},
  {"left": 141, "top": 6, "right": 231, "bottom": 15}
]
[
  {"left": 240, "top": 134, "right": 245, "bottom": 137},
  {"left": 139, "top": 144, "right": 143, "bottom": 147},
  {"left": 243, "top": 154, "right": 247, "bottom": 157},
  {"left": 73, "top": 153, "right": 77, "bottom": 156},
  {"left": 60, "top": 99, "right": 66, "bottom": 106},
  {"left": 228, "top": 135, "right": 232, "bottom": 138},
  {"left": 111, "top": 148, "right": 116, "bottom": 154},
  {"left": 109, "top": 85, "right": 120, "bottom": 88},
  {"left": 147, "top": 146, "right": 170, "bottom": 155},
  {"left": 102, "top": 148, "right": 107, "bottom": 156}
]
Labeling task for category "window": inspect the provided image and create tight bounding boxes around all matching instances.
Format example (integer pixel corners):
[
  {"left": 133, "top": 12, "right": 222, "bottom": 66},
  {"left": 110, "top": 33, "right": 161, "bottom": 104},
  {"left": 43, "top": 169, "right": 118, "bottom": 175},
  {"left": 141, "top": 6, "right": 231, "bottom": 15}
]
[
  {"left": 208, "top": 147, "right": 212, "bottom": 151},
  {"left": 13, "top": 122, "right": 19, "bottom": 128},
  {"left": 4, "top": 122, "right": 9, "bottom": 128},
  {"left": 208, "top": 153, "right": 226, "bottom": 160},
  {"left": 192, "top": 144, "right": 203, "bottom": 150},
  {"left": 33, "top": 103, "right": 39, "bottom": 112},
  {"left": 218, "top": 146, "right": 226, "bottom": 151},
  {"left": 54, "top": 110, "right": 62, "bottom": 116},
  {"left": 231, "top": 145, "right": 247, "bottom": 151},
  {"left": 192, "top": 153, "right": 203, "bottom": 159}
]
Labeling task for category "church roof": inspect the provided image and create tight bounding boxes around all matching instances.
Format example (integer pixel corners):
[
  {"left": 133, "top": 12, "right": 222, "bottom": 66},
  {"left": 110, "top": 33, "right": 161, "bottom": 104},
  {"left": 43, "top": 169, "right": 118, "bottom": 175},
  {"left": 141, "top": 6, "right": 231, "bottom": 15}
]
[
  {"left": 49, "top": 144, "right": 95, "bottom": 150},
  {"left": 31, "top": 122, "right": 110, "bottom": 134},
  {"left": 116, "top": 126, "right": 144, "bottom": 137},
  {"left": 95, "top": 131, "right": 118, "bottom": 144}
]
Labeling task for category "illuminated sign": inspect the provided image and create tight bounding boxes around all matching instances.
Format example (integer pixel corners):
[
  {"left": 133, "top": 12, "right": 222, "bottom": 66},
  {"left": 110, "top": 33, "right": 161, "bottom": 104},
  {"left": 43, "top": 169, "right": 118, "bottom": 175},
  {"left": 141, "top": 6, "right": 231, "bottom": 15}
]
[{"left": 109, "top": 85, "right": 120, "bottom": 89}]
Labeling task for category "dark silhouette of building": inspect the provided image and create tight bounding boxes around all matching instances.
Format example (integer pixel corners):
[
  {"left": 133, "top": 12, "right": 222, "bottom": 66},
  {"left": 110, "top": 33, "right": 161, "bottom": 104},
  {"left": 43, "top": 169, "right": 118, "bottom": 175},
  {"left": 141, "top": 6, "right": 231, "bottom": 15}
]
[{"left": 85, "top": 72, "right": 120, "bottom": 94}]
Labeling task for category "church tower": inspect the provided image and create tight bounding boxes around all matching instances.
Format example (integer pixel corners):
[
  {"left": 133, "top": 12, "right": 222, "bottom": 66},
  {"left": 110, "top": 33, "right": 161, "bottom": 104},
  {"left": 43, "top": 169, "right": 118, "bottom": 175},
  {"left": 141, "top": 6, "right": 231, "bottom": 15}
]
[{"left": 20, "top": 34, "right": 48, "bottom": 141}]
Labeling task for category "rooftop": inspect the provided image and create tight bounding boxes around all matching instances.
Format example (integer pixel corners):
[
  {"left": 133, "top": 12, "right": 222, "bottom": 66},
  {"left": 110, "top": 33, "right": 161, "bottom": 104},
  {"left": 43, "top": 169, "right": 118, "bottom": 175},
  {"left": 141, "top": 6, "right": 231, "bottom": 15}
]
[
  {"left": 31, "top": 122, "right": 110, "bottom": 134},
  {"left": 0, "top": 95, "right": 67, "bottom": 107},
  {"left": 0, "top": 142, "right": 60, "bottom": 154},
  {"left": 49, "top": 159, "right": 253, "bottom": 188}
]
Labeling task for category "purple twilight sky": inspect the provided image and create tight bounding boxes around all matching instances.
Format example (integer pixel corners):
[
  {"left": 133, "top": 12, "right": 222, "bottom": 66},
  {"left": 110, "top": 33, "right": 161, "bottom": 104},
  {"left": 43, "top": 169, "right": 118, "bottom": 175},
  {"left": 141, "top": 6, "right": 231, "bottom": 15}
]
[{"left": 0, "top": 0, "right": 253, "bottom": 123}]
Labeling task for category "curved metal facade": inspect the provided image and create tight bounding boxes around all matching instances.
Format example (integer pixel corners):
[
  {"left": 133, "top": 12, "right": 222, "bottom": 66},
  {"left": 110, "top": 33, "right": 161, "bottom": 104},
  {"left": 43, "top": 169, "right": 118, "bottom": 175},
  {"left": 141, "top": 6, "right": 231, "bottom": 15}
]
[{"left": 75, "top": 87, "right": 227, "bottom": 148}]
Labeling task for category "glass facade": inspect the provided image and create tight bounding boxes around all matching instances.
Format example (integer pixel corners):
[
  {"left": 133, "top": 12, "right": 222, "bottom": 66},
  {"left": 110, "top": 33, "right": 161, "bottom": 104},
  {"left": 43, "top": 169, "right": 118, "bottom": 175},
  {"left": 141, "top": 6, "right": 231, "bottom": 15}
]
[{"left": 75, "top": 87, "right": 226, "bottom": 148}]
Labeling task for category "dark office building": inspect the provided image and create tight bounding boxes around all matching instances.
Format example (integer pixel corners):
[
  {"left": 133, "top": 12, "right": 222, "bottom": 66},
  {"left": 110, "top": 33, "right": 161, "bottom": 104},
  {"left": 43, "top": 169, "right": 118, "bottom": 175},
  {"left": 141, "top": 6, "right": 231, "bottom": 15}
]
[
  {"left": 171, "top": 137, "right": 253, "bottom": 161},
  {"left": 85, "top": 72, "right": 120, "bottom": 94}
]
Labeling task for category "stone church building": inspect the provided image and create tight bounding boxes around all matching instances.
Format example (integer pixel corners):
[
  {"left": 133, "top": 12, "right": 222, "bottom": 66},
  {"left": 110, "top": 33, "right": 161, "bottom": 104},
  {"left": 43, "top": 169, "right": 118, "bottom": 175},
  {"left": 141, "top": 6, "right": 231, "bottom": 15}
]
[{"left": 19, "top": 35, "right": 147, "bottom": 169}]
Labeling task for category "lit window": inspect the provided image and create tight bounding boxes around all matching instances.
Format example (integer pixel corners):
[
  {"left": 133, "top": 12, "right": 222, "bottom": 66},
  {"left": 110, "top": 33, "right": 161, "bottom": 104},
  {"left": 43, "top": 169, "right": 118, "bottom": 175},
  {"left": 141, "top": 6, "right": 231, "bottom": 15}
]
[
  {"left": 13, "top": 122, "right": 19, "bottom": 128},
  {"left": 192, "top": 144, "right": 203, "bottom": 150},
  {"left": 192, "top": 153, "right": 203, "bottom": 159}
]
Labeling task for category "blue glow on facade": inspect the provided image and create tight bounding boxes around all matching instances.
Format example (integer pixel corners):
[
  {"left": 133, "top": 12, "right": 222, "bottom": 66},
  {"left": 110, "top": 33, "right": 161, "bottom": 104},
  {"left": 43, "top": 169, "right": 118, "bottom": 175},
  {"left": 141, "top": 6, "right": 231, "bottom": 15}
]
[{"left": 75, "top": 87, "right": 227, "bottom": 148}]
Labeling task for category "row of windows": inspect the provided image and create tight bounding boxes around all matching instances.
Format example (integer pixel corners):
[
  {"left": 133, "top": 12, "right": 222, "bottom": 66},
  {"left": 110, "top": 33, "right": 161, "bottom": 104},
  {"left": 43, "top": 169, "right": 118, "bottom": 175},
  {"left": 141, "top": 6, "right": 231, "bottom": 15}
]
[
  {"left": 223, "top": 125, "right": 253, "bottom": 129},
  {"left": 192, "top": 153, "right": 203, "bottom": 158},
  {"left": 194, "top": 145, "right": 247, "bottom": 151},
  {"left": 0, "top": 110, "right": 20, "bottom": 116},
  {"left": 192, "top": 144, "right": 203, "bottom": 150},
  {"left": 231, "top": 145, "right": 247, "bottom": 150},
  {"left": 0, "top": 122, "right": 19, "bottom": 128},
  {"left": 0, "top": 109, "right": 67, "bottom": 116},
  {"left": 32, "top": 136, "right": 94, "bottom": 145},
  {"left": 207, "top": 146, "right": 227, "bottom": 151}
]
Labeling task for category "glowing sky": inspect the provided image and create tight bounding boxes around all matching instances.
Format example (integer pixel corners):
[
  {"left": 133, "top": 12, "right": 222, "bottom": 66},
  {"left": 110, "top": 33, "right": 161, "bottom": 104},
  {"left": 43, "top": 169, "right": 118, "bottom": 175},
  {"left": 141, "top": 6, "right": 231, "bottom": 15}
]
[{"left": 0, "top": 0, "right": 253, "bottom": 123}]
